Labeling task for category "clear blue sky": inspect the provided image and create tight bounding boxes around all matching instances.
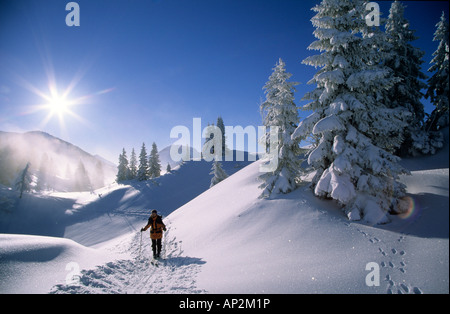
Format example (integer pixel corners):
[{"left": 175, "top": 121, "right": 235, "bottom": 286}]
[{"left": 0, "top": 0, "right": 448, "bottom": 163}]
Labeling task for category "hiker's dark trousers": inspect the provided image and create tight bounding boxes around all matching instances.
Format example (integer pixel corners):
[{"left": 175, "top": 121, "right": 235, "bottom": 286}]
[{"left": 151, "top": 238, "right": 162, "bottom": 255}]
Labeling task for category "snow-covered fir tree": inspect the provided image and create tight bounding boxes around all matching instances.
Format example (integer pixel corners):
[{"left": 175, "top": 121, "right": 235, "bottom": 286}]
[
  {"left": 259, "top": 58, "right": 302, "bottom": 198},
  {"left": 426, "top": 12, "right": 449, "bottom": 132},
  {"left": 385, "top": 1, "right": 430, "bottom": 156},
  {"left": 128, "top": 148, "right": 137, "bottom": 180},
  {"left": 166, "top": 163, "right": 172, "bottom": 173},
  {"left": 148, "top": 142, "right": 161, "bottom": 178},
  {"left": 137, "top": 143, "right": 149, "bottom": 181},
  {"left": 116, "top": 148, "right": 129, "bottom": 182},
  {"left": 210, "top": 160, "right": 228, "bottom": 188},
  {"left": 292, "top": 0, "right": 410, "bottom": 223}
]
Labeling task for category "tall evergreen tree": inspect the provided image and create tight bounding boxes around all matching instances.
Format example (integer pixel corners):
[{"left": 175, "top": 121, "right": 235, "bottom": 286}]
[
  {"left": 148, "top": 142, "right": 161, "bottom": 178},
  {"left": 137, "top": 143, "right": 149, "bottom": 181},
  {"left": 116, "top": 148, "right": 129, "bottom": 182},
  {"left": 292, "top": 0, "right": 410, "bottom": 223},
  {"left": 259, "top": 58, "right": 302, "bottom": 198},
  {"left": 128, "top": 148, "right": 137, "bottom": 180},
  {"left": 216, "top": 116, "right": 226, "bottom": 156},
  {"left": 426, "top": 12, "right": 449, "bottom": 131},
  {"left": 385, "top": 1, "right": 429, "bottom": 155}
]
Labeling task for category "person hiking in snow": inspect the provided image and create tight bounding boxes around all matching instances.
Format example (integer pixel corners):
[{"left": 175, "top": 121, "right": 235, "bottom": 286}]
[{"left": 141, "top": 209, "right": 166, "bottom": 259}]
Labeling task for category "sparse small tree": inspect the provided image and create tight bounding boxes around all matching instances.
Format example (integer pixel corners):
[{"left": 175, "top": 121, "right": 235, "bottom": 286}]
[
  {"left": 15, "top": 162, "right": 32, "bottom": 198},
  {"left": 210, "top": 160, "right": 228, "bottom": 188}
]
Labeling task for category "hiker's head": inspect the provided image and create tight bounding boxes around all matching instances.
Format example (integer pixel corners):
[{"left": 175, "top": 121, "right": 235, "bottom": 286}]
[{"left": 151, "top": 209, "right": 157, "bottom": 217}]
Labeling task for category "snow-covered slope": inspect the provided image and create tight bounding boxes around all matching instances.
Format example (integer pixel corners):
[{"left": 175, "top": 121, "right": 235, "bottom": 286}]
[
  {"left": 0, "top": 133, "right": 448, "bottom": 294},
  {"left": 167, "top": 159, "right": 448, "bottom": 293}
]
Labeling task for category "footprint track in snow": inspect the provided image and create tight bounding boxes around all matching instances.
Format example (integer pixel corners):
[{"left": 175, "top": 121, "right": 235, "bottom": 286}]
[{"left": 347, "top": 223, "right": 423, "bottom": 294}]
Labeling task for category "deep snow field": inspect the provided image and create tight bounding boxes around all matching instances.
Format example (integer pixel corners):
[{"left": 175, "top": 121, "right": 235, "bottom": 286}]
[{"left": 0, "top": 130, "right": 448, "bottom": 294}]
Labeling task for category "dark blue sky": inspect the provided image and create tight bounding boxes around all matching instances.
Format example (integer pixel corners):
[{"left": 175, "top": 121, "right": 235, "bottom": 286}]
[{"left": 0, "top": 0, "right": 448, "bottom": 163}]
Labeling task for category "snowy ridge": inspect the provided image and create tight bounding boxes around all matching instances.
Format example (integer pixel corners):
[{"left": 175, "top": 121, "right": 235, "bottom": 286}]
[{"left": 0, "top": 131, "right": 117, "bottom": 191}]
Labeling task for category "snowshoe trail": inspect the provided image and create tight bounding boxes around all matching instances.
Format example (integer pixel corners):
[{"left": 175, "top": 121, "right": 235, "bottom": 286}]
[{"left": 50, "top": 227, "right": 207, "bottom": 294}]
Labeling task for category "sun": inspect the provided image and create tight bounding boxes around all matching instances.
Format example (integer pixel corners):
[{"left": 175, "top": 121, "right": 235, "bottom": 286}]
[
  {"left": 41, "top": 88, "right": 77, "bottom": 124},
  {"left": 47, "top": 94, "right": 71, "bottom": 115},
  {"left": 36, "top": 86, "right": 84, "bottom": 131}
]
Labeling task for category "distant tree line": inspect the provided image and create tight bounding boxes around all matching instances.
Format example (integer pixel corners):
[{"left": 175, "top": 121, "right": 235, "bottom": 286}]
[{"left": 117, "top": 142, "right": 162, "bottom": 182}]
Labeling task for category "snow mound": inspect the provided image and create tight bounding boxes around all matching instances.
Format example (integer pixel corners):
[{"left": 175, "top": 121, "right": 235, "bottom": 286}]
[{"left": 0, "top": 234, "right": 110, "bottom": 293}]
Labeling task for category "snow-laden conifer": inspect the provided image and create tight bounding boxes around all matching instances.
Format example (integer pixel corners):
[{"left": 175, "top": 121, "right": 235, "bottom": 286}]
[
  {"left": 259, "top": 58, "right": 302, "bottom": 198},
  {"left": 426, "top": 12, "right": 449, "bottom": 131},
  {"left": 385, "top": 1, "right": 430, "bottom": 156},
  {"left": 292, "top": 0, "right": 410, "bottom": 223},
  {"left": 210, "top": 160, "right": 228, "bottom": 188}
]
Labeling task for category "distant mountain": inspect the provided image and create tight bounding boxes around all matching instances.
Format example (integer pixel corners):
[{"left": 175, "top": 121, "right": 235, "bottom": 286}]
[
  {"left": 0, "top": 130, "right": 116, "bottom": 191},
  {"left": 159, "top": 145, "right": 201, "bottom": 172}
]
